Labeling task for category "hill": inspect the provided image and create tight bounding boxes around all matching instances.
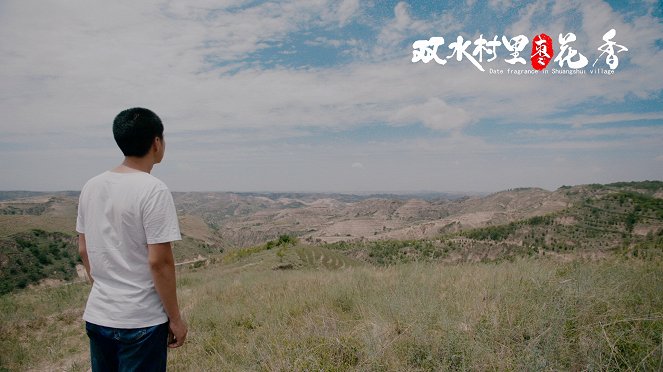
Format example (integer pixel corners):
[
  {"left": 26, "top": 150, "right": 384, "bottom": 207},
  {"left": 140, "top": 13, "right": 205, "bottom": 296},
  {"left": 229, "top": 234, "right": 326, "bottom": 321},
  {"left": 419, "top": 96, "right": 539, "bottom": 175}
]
[
  {"left": 0, "top": 194, "right": 223, "bottom": 292},
  {"left": 171, "top": 187, "right": 569, "bottom": 247},
  {"left": 322, "top": 182, "right": 663, "bottom": 265},
  {"left": 1, "top": 181, "right": 661, "bottom": 292}
]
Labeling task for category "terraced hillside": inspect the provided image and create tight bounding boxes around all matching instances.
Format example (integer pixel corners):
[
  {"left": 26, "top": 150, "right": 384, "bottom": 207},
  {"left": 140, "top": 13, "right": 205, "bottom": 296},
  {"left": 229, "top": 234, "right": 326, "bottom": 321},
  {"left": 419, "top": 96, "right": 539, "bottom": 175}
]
[
  {"left": 174, "top": 187, "right": 573, "bottom": 247},
  {"left": 322, "top": 182, "right": 663, "bottom": 265}
]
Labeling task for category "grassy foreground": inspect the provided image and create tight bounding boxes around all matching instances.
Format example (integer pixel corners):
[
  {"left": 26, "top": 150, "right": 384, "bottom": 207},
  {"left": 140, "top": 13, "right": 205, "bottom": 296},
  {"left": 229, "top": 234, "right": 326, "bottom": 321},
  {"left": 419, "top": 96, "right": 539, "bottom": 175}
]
[{"left": 1, "top": 253, "right": 662, "bottom": 371}]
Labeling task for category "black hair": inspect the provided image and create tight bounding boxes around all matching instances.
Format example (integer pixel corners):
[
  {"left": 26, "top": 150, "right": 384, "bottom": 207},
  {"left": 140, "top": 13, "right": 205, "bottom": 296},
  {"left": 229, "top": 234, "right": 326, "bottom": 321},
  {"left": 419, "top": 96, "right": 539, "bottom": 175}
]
[{"left": 112, "top": 107, "right": 164, "bottom": 157}]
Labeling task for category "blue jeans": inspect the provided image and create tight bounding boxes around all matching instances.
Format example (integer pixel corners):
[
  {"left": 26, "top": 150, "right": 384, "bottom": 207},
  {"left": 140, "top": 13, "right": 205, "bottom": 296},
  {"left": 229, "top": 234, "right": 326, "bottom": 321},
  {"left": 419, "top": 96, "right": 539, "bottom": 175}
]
[{"left": 85, "top": 321, "right": 168, "bottom": 372}]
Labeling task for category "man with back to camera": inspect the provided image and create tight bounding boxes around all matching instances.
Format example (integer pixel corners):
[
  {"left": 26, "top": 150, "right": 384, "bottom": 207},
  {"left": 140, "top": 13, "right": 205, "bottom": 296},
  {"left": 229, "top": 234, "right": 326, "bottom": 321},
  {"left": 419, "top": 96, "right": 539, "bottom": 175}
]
[{"left": 76, "top": 107, "right": 187, "bottom": 371}]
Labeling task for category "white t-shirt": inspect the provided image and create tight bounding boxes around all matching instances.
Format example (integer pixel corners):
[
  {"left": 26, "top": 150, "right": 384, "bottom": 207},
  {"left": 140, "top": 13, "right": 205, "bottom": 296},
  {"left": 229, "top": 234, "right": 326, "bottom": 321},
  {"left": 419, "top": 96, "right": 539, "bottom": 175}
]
[{"left": 76, "top": 170, "right": 181, "bottom": 328}]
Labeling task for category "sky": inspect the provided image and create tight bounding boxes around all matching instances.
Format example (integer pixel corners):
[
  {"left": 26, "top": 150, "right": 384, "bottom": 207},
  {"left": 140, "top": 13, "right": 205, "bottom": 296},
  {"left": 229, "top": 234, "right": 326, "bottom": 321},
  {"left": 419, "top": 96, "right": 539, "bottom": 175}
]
[{"left": 1, "top": 0, "right": 662, "bottom": 193}]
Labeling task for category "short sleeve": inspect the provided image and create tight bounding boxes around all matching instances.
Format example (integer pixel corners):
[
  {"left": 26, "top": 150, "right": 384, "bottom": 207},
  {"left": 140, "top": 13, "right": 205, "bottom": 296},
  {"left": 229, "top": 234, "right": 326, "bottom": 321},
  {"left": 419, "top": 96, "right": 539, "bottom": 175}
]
[
  {"left": 76, "top": 189, "right": 85, "bottom": 234},
  {"left": 142, "top": 187, "right": 182, "bottom": 244}
]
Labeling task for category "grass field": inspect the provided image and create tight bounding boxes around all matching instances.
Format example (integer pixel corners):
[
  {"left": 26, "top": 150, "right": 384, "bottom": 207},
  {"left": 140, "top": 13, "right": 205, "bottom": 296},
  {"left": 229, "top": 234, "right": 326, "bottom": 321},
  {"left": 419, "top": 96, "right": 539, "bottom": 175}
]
[{"left": 1, "top": 246, "right": 662, "bottom": 371}]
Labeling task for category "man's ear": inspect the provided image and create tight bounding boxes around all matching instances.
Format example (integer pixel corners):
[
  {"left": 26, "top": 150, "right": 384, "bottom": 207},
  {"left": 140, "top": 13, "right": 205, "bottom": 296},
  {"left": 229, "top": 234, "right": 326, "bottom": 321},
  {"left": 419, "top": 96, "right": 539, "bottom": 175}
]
[{"left": 153, "top": 136, "right": 162, "bottom": 152}]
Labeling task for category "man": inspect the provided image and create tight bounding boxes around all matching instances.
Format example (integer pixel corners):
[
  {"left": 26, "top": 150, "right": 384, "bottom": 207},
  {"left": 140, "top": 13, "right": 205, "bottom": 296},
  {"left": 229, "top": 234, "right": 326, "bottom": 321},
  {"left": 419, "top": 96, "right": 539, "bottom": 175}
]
[{"left": 76, "top": 107, "right": 187, "bottom": 371}]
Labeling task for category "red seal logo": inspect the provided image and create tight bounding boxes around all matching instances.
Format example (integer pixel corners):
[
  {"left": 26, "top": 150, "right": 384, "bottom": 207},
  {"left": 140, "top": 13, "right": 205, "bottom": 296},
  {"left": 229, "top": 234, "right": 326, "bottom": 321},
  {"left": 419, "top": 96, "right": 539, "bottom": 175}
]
[{"left": 531, "top": 33, "right": 553, "bottom": 70}]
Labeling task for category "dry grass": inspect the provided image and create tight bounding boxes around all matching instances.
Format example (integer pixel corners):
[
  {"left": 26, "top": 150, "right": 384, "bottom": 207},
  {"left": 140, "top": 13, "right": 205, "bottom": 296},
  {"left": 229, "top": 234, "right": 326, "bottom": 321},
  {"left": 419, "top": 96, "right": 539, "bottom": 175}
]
[
  {"left": 0, "top": 215, "right": 76, "bottom": 238},
  {"left": 172, "top": 255, "right": 663, "bottom": 371},
  {"left": 2, "top": 250, "right": 662, "bottom": 371},
  {"left": 0, "top": 282, "right": 89, "bottom": 371}
]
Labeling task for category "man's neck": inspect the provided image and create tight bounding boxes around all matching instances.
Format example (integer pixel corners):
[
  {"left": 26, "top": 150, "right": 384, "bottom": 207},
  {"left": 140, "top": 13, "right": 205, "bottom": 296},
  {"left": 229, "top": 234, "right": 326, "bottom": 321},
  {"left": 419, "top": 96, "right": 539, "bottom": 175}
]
[{"left": 112, "top": 157, "right": 154, "bottom": 173}]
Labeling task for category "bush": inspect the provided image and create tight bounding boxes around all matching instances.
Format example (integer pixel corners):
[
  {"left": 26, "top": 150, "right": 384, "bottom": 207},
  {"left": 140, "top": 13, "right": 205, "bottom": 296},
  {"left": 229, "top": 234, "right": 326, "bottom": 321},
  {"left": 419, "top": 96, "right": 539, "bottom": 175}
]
[
  {"left": 463, "top": 223, "right": 517, "bottom": 241},
  {"left": 277, "top": 234, "right": 297, "bottom": 246}
]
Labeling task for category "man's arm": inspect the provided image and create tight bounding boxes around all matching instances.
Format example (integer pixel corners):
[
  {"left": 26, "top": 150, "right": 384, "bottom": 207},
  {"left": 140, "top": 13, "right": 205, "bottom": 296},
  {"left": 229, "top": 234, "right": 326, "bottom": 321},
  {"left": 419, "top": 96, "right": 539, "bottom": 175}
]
[
  {"left": 148, "top": 242, "right": 187, "bottom": 348},
  {"left": 77, "top": 234, "right": 93, "bottom": 284}
]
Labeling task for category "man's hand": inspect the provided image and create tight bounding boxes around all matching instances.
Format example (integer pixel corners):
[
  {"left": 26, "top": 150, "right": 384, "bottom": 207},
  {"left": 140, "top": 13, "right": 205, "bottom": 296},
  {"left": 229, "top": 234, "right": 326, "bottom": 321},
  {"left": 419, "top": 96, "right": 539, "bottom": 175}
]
[{"left": 168, "top": 317, "right": 188, "bottom": 348}]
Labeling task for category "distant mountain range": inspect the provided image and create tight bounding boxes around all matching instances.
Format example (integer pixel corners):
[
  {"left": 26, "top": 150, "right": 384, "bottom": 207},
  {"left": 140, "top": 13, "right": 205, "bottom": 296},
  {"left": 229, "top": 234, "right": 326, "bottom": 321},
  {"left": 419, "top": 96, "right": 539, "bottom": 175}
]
[{"left": 1, "top": 181, "right": 661, "bottom": 293}]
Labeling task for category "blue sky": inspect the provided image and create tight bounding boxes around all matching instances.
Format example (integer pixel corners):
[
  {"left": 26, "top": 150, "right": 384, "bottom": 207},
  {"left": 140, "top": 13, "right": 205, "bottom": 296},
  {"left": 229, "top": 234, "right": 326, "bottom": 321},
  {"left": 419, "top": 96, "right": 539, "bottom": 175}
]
[{"left": 1, "top": 0, "right": 662, "bottom": 192}]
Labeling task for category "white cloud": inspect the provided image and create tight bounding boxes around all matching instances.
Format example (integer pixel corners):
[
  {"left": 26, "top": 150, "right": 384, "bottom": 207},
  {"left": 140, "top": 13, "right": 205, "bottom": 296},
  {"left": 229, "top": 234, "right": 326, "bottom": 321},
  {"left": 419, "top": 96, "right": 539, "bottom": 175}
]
[
  {"left": 0, "top": 0, "right": 661, "bottom": 191},
  {"left": 390, "top": 98, "right": 474, "bottom": 131},
  {"left": 304, "top": 36, "right": 344, "bottom": 48},
  {"left": 351, "top": 162, "right": 363, "bottom": 168},
  {"left": 2, "top": 0, "right": 660, "bottom": 139},
  {"left": 569, "top": 112, "right": 663, "bottom": 127},
  {"left": 377, "top": 2, "right": 422, "bottom": 46},
  {"left": 375, "top": 2, "right": 460, "bottom": 59},
  {"left": 337, "top": 0, "right": 360, "bottom": 26},
  {"left": 517, "top": 126, "right": 663, "bottom": 140},
  {"left": 488, "top": 0, "right": 514, "bottom": 11}
]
